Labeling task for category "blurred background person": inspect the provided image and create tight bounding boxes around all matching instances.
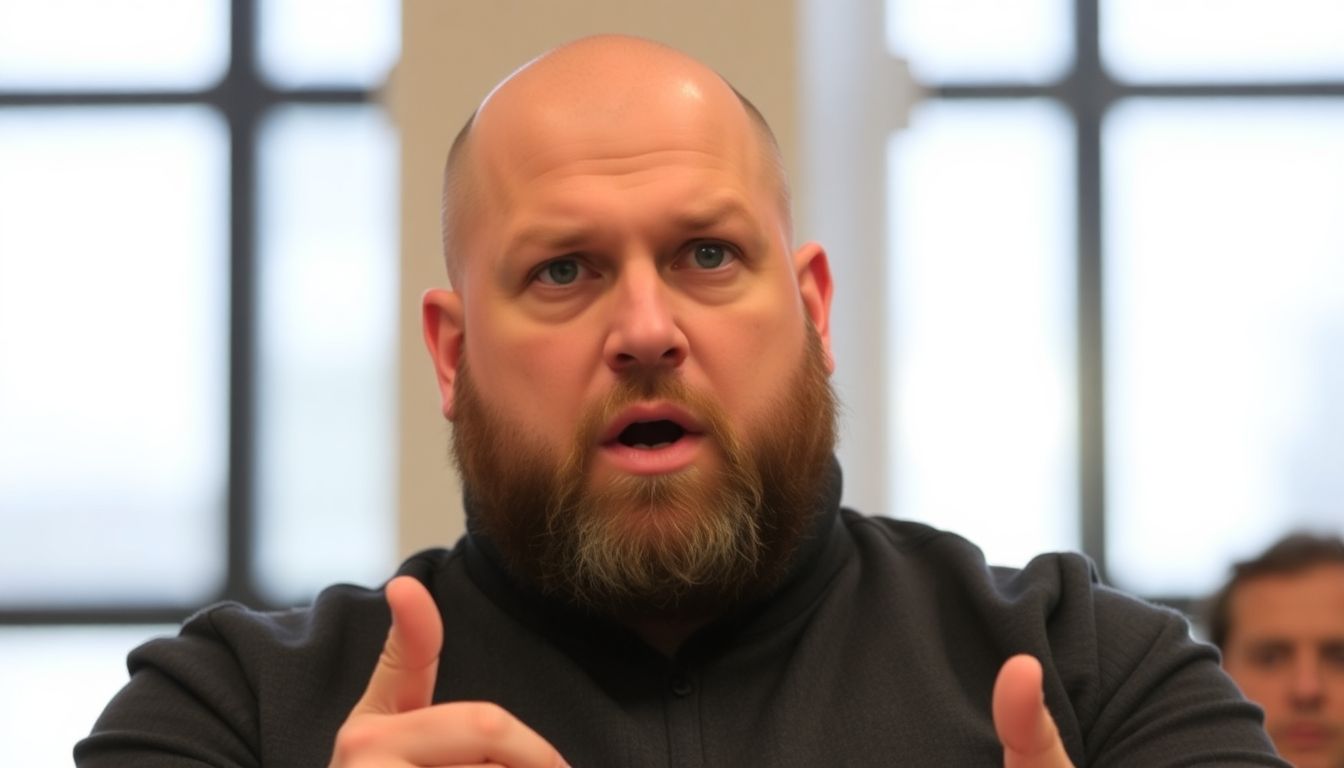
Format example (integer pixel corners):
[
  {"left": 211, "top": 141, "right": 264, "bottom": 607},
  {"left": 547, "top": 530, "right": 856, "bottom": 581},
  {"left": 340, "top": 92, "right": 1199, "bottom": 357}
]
[{"left": 1209, "top": 533, "right": 1344, "bottom": 768}]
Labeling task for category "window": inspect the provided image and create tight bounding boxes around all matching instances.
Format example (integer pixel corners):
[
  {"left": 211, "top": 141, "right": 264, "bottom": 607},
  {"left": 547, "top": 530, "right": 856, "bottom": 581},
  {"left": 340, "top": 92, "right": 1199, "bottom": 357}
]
[
  {"left": 0, "top": 1, "right": 399, "bottom": 763},
  {"left": 882, "top": 0, "right": 1344, "bottom": 602}
]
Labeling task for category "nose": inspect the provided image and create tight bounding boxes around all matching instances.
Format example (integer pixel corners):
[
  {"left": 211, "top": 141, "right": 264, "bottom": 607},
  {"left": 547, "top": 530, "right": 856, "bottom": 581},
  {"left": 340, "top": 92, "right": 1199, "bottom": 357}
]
[
  {"left": 602, "top": 262, "right": 688, "bottom": 372},
  {"left": 1289, "top": 654, "right": 1325, "bottom": 711}
]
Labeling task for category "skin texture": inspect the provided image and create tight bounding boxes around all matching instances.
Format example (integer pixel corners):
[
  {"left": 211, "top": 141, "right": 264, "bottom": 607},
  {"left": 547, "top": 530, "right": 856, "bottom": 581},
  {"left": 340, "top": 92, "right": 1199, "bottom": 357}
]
[
  {"left": 333, "top": 34, "right": 1076, "bottom": 768},
  {"left": 422, "top": 38, "right": 833, "bottom": 487},
  {"left": 1223, "top": 564, "right": 1344, "bottom": 768}
]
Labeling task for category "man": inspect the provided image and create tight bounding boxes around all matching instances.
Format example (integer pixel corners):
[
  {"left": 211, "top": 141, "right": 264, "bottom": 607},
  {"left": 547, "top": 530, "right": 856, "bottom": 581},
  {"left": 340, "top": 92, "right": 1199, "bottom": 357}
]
[
  {"left": 1211, "top": 533, "right": 1344, "bottom": 768},
  {"left": 77, "top": 35, "right": 1283, "bottom": 767}
]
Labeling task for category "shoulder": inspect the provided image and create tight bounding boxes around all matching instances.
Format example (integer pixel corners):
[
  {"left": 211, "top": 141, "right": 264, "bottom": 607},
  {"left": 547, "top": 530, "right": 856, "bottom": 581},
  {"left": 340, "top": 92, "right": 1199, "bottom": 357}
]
[
  {"left": 840, "top": 510, "right": 1193, "bottom": 670},
  {"left": 170, "top": 547, "right": 457, "bottom": 668},
  {"left": 840, "top": 508, "right": 1134, "bottom": 620},
  {"left": 835, "top": 511, "right": 1280, "bottom": 764},
  {"left": 77, "top": 547, "right": 462, "bottom": 766}
]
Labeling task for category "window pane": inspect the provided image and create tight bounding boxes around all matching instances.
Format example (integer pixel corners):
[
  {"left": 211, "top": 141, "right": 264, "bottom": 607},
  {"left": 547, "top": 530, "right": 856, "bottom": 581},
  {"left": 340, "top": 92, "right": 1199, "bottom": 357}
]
[
  {"left": 1101, "top": 0, "right": 1344, "bottom": 82},
  {"left": 0, "top": 0, "right": 228, "bottom": 90},
  {"left": 886, "top": 0, "right": 1072, "bottom": 84},
  {"left": 255, "top": 105, "right": 398, "bottom": 603},
  {"left": 0, "top": 107, "right": 229, "bottom": 606},
  {"left": 1105, "top": 99, "right": 1344, "bottom": 596},
  {"left": 887, "top": 100, "right": 1078, "bottom": 567},
  {"left": 257, "top": 0, "right": 400, "bottom": 88},
  {"left": 0, "top": 625, "right": 174, "bottom": 765}
]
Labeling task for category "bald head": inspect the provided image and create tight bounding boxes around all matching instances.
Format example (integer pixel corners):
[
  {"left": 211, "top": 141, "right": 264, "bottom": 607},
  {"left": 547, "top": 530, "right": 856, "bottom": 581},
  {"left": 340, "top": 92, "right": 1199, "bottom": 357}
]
[{"left": 439, "top": 35, "right": 790, "bottom": 285}]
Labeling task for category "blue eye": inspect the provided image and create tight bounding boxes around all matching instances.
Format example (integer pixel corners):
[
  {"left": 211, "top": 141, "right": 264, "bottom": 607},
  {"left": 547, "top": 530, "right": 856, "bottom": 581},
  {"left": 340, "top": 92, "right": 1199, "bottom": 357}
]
[
  {"left": 537, "top": 258, "right": 581, "bottom": 285},
  {"left": 690, "top": 242, "right": 731, "bottom": 269}
]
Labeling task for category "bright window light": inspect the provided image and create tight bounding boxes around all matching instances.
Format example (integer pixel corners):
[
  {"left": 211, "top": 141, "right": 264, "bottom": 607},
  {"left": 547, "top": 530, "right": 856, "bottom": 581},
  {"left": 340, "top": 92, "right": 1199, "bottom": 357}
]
[
  {"left": 886, "top": 0, "right": 1073, "bottom": 83},
  {"left": 0, "top": 107, "right": 229, "bottom": 606},
  {"left": 1101, "top": 0, "right": 1344, "bottom": 82},
  {"left": 254, "top": 105, "right": 399, "bottom": 603},
  {"left": 257, "top": 0, "right": 400, "bottom": 88},
  {"left": 886, "top": 100, "right": 1078, "bottom": 568},
  {"left": 1105, "top": 99, "right": 1344, "bottom": 596},
  {"left": 0, "top": 0, "right": 228, "bottom": 90}
]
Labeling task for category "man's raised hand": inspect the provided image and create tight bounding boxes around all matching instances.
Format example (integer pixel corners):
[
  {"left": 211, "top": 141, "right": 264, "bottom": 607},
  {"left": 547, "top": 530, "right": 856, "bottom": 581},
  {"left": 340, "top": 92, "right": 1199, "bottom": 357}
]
[
  {"left": 993, "top": 654, "right": 1077, "bottom": 768},
  {"left": 329, "top": 576, "right": 569, "bottom": 768}
]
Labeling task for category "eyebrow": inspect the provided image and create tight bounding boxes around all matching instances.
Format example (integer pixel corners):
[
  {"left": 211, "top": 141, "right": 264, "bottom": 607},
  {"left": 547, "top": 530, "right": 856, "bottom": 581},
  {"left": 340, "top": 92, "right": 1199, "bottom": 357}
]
[
  {"left": 506, "top": 222, "right": 596, "bottom": 254},
  {"left": 504, "top": 196, "right": 759, "bottom": 256},
  {"left": 1244, "top": 639, "right": 1293, "bottom": 651},
  {"left": 667, "top": 196, "right": 757, "bottom": 232}
]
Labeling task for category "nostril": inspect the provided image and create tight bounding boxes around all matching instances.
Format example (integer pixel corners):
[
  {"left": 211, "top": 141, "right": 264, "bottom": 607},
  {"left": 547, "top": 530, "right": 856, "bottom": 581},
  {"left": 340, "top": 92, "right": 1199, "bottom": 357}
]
[{"left": 609, "top": 347, "right": 683, "bottom": 370}]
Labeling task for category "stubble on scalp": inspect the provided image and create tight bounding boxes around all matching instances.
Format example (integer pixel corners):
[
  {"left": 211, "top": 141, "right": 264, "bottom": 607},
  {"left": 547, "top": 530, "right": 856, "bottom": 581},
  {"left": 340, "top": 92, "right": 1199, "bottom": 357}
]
[{"left": 450, "top": 326, "right": 837, "bottom": 616}]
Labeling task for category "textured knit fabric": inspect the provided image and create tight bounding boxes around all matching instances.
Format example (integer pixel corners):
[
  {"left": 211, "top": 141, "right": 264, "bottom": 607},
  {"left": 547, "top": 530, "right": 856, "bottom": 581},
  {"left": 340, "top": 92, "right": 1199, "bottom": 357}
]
[{"left": 76, "top": 467, "right": 1287, "bottom": 767}]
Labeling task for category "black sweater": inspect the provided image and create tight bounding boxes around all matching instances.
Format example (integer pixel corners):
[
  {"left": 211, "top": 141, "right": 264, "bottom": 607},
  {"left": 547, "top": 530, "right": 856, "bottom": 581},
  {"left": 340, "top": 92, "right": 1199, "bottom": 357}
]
[{"left": 77, "top": 470, "right": 1285, "bottom": 766}]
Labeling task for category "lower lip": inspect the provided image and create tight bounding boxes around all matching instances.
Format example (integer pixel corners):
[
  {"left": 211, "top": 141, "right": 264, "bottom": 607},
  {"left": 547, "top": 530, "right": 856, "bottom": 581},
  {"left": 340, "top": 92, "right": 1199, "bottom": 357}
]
[
  {"left": 1279, "top": 726, "right": 1334, "bottom": 751},
  {"left": 597, "top": 434, "right": 705, "bottom": 475}
]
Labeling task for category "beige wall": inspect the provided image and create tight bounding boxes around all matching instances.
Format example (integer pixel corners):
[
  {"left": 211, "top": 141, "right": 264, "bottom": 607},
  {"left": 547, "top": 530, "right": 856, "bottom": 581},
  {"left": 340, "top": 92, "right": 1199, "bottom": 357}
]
[{"left": 390, "top": 2, "right": 802, "bottom": 557}]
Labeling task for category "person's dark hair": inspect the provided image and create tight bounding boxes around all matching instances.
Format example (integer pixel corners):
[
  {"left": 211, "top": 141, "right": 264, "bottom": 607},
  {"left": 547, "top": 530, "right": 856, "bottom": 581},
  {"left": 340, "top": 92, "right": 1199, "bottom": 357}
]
[{"left": 1207, "top": 531, "right": 1344, "bottom": 650}]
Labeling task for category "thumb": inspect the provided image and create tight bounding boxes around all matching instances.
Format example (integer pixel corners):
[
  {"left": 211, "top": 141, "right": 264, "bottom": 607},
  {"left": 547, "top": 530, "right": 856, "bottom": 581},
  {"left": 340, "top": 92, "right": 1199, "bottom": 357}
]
[
  {"left": 992, "top": 654, "right": 1075, "bottom": 768},
  {"left": 353, "top": 575, "right": 444, "bottom": 715}
]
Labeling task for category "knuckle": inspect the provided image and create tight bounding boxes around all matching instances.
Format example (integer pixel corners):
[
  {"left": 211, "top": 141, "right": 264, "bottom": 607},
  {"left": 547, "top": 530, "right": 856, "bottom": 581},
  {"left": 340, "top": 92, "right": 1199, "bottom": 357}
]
[
  {"left": 331, "top": 717, "right": 383, "bottom": 759},
  {"left": 468, "top": 701, "right": 513, "bottom": 740}
]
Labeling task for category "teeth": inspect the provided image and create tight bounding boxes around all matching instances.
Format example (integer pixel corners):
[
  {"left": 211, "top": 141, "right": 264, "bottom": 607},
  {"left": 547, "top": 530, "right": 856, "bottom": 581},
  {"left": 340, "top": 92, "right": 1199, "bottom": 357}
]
[{"left": 634, "top": 441, "right": 673, "bottom": 450}]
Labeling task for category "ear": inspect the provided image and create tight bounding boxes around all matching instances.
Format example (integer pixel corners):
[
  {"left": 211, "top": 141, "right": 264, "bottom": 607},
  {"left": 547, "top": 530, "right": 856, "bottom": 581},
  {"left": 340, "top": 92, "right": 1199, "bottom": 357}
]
[
  {"left": 793, "top": 241, "right": 835, "bottom": 373},
  {"left": 422, "top": 288, "right": 465, "bottom": 420}
]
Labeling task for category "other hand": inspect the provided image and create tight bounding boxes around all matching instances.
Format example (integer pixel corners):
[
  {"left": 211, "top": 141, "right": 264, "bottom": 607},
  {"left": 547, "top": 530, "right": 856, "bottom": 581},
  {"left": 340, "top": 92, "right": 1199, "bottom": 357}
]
[
  {"left": 329, "top": 576, "right": 570, "bottom": 768},
  {"left": 993, "top": 654, "right": 1076, "bottom": 768}
]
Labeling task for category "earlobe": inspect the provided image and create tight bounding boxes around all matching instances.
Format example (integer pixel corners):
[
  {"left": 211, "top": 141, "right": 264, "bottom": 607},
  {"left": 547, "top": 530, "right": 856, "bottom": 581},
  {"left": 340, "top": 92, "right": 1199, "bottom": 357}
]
[
  {"left": 794, "top": 242, "right": 835, "bottom": 373},
  {"left": 421, "top": 288, "right": 464, "bottom": 420}
]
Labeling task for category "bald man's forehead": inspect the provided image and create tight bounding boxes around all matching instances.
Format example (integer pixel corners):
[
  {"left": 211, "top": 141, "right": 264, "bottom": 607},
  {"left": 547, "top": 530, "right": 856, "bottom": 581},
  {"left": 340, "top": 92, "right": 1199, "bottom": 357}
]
[
  {"left": 440, "top": 36, "right": 792, "bottom": 279},
  {"left": 467, "top": 51, "right": 765, "bottom": 202}
]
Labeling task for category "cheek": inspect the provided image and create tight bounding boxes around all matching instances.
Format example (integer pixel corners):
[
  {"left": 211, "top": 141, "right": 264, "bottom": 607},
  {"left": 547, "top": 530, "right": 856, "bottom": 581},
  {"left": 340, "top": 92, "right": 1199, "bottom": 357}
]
[
  {"left": 466, "top": 318, "right": 602, "bottom": 432},
  {"left": 1329, "top": 677, "right": 1344, "bottom": 711},
  {"left": 691, "top": 310, "right": 806, "bottom": 416}
]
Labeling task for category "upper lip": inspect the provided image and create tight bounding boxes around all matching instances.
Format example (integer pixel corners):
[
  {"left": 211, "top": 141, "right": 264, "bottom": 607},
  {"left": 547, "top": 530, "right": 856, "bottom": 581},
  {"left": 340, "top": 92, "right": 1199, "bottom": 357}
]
[{"left": 598, "top": 403, "right": 705, "bottom": 445}]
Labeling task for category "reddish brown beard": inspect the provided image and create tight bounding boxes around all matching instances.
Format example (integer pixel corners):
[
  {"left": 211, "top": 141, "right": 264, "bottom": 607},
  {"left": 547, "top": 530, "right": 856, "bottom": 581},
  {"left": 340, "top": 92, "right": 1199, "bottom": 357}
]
[{"left": 451, "top": 326, "right": 837, "bottom": 618}]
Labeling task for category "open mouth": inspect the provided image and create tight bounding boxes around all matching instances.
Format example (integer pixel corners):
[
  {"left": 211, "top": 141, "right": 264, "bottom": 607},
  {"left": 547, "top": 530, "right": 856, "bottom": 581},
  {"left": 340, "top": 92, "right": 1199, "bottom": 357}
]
[
  {"left": 616, "top": 419, "right": 687, "bottom": 449},
  {"left": 597, "top": 406, "right": 703, "bottom": 473}
]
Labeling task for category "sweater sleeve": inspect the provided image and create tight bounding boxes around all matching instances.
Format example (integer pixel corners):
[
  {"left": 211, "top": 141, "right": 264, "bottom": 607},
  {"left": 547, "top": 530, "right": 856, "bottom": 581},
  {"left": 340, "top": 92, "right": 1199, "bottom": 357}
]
[
  {"left": 74, "top": 604, "right": 264, "bottom": 767},
  {"left": 73, "top": 552, "right": 455, "bottom": 767},
  {"left": 74, "top": 583, "right": 397, "bottom": 767},
  {"left": 1035, "top": 555, "right": 1288, "bottom": 767}
]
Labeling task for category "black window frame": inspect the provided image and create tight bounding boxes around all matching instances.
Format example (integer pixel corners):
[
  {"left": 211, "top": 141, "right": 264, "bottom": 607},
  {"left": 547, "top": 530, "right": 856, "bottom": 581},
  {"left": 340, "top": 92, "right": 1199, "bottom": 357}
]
[
  {"left": 0, "top": 0, "right": 381, "bottom": 626},
  {"left": 929, "top": 0, "right": 1344, "bottom": 614}
]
